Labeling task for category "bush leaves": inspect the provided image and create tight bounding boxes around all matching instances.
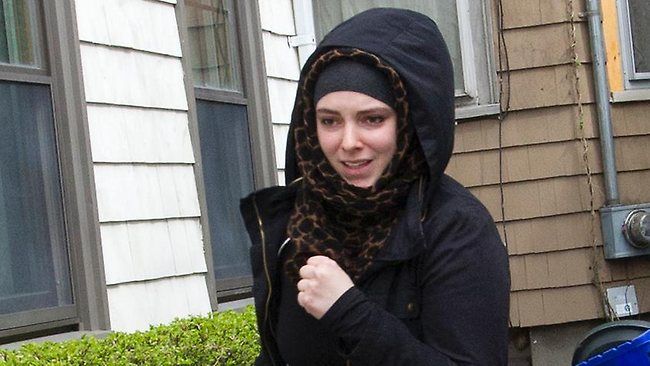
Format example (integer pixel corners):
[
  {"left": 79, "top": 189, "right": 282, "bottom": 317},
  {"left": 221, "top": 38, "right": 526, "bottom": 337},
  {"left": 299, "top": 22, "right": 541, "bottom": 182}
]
[{"left": 0, "top": 306, "right": 260, "bottom": 366}]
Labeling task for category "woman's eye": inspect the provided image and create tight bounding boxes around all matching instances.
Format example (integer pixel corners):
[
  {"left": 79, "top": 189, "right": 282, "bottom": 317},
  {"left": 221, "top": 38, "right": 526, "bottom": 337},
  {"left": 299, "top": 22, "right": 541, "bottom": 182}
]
[
  {"left": 318, "top": 118, "right": 336, "bottom": 127},
  {"left": 366, "top": 116, "right": 385, "bottom": 124}
]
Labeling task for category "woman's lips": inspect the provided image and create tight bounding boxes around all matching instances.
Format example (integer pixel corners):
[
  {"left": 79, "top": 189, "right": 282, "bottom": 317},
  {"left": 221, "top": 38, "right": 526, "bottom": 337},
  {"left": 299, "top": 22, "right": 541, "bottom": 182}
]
[
  {"left": 339, "top": 160, "right": 372, "bottom": 178},
  {"left": 342, "top": 160, "right": 371, "bottom": 169}
]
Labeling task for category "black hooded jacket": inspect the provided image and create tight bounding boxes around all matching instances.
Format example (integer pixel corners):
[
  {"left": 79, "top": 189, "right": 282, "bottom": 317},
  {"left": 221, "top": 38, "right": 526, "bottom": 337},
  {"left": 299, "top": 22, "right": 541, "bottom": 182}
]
[{"left": 240, "top": 8, "right": 510, "bottom": 365}]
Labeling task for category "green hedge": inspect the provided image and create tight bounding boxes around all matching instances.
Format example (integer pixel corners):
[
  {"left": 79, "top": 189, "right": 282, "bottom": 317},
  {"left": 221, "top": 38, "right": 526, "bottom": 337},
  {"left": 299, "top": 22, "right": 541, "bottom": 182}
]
[{"left": 0, "top": 306, "right": 260, "bottom": 365}]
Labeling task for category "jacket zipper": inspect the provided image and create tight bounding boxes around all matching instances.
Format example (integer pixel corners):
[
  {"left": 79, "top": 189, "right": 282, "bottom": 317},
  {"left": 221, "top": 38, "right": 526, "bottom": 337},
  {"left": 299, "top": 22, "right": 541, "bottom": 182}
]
[{"left": 252, "top": 194, "right": 278, "bottom": 366}]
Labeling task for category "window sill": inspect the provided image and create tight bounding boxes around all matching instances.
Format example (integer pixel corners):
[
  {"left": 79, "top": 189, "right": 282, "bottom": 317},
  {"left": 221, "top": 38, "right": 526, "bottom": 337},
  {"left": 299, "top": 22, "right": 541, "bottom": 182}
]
[
  {"left": 0, "top": 330, "right": 111, "bottom": 351},
  {"left": 456, "top": 103, "right": 500, "bottom": 121},
  {"left": 611, "top": 89, "right": 650, "bottom": 103},
  {"left": 217, "top": 297, "right": 254, "bottom": 312}
]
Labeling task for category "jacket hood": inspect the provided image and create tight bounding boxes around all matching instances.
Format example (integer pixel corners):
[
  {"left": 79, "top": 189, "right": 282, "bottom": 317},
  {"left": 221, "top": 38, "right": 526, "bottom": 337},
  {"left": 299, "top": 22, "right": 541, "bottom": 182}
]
[{"left": 285, "top": 8, "right": 455, "bottom": 188}]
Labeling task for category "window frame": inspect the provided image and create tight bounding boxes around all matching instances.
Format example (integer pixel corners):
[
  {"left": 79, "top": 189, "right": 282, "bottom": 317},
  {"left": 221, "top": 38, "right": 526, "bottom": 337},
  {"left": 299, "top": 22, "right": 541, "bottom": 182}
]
[
  {"left": 176, "top": 0, "right": 276, "bottom": 305},
  {"left": 616, "top": 0, "right": 650, "bottom": 88},
  {"left": 606, "top": 0, "right": 650, "bottom": 103},
  {"left": 292, "top": 0, "right": 499, "bottom": 120},
  {"left": 0, "top": 0, "right": 109, "bottom": 340}
]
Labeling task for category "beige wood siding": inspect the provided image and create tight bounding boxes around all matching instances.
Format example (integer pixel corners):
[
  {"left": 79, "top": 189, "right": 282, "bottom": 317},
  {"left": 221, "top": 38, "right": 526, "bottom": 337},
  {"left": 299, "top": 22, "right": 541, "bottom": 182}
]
[
  {"left": 75, "top": 0, "right": 211, "bottom": 331},
  {"left": 447, "top": 0, "right": 650, "bottom": 327}
]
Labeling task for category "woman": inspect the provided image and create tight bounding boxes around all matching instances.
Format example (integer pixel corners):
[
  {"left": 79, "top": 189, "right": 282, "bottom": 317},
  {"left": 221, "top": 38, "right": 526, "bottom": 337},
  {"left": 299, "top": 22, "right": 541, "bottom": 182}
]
[{"left": 240, "top": 8, "right": 510, "bottom": 365}]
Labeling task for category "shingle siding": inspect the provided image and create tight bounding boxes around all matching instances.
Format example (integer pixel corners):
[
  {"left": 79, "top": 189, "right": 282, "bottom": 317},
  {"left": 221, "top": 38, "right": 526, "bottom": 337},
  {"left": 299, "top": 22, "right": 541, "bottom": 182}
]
[
  {"left": 75, "top": 0, "right": 211, "bottom": 331},
  {"left": 449, "top": 0, "right": 650, "bottom": 327}
]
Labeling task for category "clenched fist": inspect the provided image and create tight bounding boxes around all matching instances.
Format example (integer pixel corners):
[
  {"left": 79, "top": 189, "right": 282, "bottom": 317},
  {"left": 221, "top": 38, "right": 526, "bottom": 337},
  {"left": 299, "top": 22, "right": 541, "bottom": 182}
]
[{"left": 297, "top": 256, "right": 354, "bottom": 319}]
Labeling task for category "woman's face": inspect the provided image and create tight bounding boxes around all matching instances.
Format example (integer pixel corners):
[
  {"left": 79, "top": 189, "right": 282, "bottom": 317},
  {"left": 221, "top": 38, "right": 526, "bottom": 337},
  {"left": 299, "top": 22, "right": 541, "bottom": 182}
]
[{"left": 315, "top": 91, "right": 397, "bottom": 188}]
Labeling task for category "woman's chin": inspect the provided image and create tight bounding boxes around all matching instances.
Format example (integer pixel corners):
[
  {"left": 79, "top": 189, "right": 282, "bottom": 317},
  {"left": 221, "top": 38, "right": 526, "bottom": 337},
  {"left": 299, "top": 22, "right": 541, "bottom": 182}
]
[{"left": 343, "top": 177, "right": 377, "bottom": 188}]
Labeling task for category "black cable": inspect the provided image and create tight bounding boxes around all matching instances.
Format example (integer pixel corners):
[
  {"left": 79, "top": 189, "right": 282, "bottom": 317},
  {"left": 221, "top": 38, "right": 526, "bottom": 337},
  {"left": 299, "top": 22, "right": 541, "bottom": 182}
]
[{"left": 496, "top": 0, "right": 511, "bottom": 248}]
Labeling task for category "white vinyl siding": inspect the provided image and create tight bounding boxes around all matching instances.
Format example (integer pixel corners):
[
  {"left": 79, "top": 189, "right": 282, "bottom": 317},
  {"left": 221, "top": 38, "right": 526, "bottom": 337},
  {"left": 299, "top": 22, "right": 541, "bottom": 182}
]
[
  {"left": 86, "top": 105, "right": 195, "bottom": 164},
  {"left": 93, "top": 164, "right": 200, "bottom": 223},
  {"left": 101, "top": 218, "right": 206, "bottom": 285},
  {"left": 259, "top": 0, "right": 302, "bottom": 184},
  {"left": 74, "top": 0, "right": 182, "bottom": 57},
  {"left": 75, "top": 0, "right": 211, "bottom": 331},
  {"left": 79, "top": 45, "right": 188, "bottom": 110},
  {"left": 106, "top": 274, "right": 210, "bottom": 333}
]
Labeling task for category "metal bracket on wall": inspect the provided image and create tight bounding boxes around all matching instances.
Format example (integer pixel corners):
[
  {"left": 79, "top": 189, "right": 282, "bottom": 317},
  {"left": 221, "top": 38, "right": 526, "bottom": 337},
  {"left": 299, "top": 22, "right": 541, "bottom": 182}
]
[{"left": 601, "top": 203, "right": 650, "bottom": 259}]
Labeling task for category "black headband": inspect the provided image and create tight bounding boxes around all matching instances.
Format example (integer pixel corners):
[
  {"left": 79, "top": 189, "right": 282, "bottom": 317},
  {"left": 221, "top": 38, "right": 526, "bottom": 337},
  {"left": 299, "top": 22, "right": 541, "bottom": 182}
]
[{"left": 313, "top": 59, "right": 396, "bottom": 108}]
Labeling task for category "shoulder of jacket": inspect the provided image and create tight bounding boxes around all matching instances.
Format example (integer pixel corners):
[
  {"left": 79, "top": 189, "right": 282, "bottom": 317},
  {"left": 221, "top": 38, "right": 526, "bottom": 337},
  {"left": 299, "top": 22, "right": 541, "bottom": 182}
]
[
  {"left": 426, "top": 175, "right": 492, "bottom": 222},
  {"left": 241, "top": 182, "right": 298, "bottom": 215},
  {"left": 419, "top": 175, "right": 501, "bottom": 256}
]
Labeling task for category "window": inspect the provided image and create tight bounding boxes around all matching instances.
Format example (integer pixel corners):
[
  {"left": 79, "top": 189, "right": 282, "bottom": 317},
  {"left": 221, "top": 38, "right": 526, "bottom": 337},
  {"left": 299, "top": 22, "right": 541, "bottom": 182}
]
[
  {"left": 181, "top": 0, "right": 275, "bottom": 299},
  {"left": 306, "top": 0, "right": 498, "bottom": 119},
  {"left": 617, "top": 0, "right": 650, "bottom": 90},
  {"left": 0, "top": 0, "right": 74, "bottom": 332},
  {"left": 0, "top": 0, "right": 106, "bottom": 339}
]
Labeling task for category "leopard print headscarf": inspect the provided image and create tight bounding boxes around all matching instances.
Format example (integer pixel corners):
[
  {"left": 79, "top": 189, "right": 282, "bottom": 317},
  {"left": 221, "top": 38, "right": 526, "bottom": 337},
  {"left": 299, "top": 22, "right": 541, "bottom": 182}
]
[{"left": 285, "top": 49, "right": 425, "bottom": 283}]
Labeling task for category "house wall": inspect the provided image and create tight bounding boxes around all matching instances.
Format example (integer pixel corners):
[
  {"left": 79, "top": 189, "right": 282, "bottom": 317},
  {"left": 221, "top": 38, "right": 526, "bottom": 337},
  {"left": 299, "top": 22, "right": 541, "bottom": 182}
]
[
  {"left": 258, "top": 0, "right": 300, "bottom": 185},
  {"left": 74, "top": 0, "right": 211, "bottom": 332},
  {"left": 446, "top": 0, "right": 650, "bottom": 328}
]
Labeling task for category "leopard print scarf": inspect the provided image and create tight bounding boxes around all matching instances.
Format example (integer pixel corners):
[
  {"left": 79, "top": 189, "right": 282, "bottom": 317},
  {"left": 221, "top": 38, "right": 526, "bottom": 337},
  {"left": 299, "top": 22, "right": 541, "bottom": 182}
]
[{"left": 285, "top": 49, "right": 425, "bottom": 283}]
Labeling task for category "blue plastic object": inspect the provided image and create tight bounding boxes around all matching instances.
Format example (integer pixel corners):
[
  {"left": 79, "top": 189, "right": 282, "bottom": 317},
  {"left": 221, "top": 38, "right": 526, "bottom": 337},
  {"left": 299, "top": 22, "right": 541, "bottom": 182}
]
[{"left": 577, "top": 329, "right": 650, "bottom": 366}]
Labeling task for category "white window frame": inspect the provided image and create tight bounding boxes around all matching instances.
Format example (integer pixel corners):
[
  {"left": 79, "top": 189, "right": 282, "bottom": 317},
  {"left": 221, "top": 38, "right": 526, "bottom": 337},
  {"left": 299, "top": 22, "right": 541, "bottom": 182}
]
[
  {"left": 613, "top": 0, "right": 650, "bottom": 102},
  {"left": 290, "top": 0, "right": 499, "bottom": 120}
]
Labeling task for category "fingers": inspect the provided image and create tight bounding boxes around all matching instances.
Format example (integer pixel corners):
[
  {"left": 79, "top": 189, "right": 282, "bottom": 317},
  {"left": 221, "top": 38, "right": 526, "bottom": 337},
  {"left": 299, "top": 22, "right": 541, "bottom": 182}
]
[
  {"left": 299, "top": 264, "right": 314, "bottom": 279},
  {"left": 306, "top": 255, "right": 334, "bottom": 265},
  {"left": 300, "top": 256, "right": 335, "bottom": 279},
  {"left": 296, "top": 256, "right": 353, "bottom": 320},
  {"left": 297, "top": 290, "right": 310, "bottom": 308},
  {"left": 296, "top": 278, "right": 310, "bottom": 292},
  {"left": 296, "top": 280, "right": 314, "bottom": 313}
]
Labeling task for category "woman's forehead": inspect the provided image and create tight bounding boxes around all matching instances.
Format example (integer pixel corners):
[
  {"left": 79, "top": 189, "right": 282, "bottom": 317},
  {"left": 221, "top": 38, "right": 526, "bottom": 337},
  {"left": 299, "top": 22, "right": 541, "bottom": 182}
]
[{"left": 315, "top": 91, "right": 396, "bottom": 113}]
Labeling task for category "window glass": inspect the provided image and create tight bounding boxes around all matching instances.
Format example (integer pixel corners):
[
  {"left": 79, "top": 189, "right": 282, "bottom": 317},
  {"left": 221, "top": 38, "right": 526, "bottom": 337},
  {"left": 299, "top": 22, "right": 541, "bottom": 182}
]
[
  {"left": 196, "top": 100, "right": 254, "bottom": 280},
  {"left": 312, "top": 0, "right": 463, "bottom": 92},
  {"left": 185, "top": 0, "right": 242, "bottom": 92},
  {"left": 0, "top": 0, "right": 45, "bottom": 68},
  {"left": 0, "top": 81, "right": 72, "bottom": 315},
  {"left": 628, "top": 0, "right": 649, "bottom": 74}
]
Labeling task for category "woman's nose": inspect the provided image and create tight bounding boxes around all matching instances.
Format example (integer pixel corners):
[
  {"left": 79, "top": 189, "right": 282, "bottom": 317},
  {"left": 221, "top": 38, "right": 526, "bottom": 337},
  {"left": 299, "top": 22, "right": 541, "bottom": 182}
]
[{"left": 340, "top": 123, "right": 363, "bottom": 150}]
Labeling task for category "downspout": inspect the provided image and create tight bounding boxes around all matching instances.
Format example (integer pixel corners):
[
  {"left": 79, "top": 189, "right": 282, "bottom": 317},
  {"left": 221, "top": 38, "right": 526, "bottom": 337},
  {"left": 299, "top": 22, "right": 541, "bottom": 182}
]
[{"left": 585, "top": 0, "right": 620, "bottom": 206}]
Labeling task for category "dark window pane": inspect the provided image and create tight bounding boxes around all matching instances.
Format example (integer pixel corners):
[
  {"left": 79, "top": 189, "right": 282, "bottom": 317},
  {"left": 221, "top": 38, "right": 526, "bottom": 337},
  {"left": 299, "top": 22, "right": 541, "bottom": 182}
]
[
  {"left": 0, "top": 0, "right": 45, "bottom": 68},
  {"left": 0, "top": 81, "right": 72, "bottom": 315},
  {"left": 628, "top": 0, "right": 650, "bottom": 73},
  {"left": 312, "top": 0, "right": 463, "bottom": 90},
  {"left": 197, "top": 100, "right": 254, "bottom": 280},
  {"left": 185, "top": 0, "right": 242, "bottom": 92}
]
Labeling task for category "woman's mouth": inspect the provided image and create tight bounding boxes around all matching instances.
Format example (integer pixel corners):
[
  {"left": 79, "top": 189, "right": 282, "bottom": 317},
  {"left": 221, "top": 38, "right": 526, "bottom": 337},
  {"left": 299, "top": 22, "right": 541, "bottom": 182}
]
[{"left": 342, "top": 160, "right": 372, "bottom": 169}]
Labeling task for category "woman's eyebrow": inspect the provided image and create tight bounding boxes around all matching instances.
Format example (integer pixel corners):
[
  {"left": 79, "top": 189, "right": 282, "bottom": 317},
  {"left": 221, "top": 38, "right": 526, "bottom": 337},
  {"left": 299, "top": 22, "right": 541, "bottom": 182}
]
[
  {"left": 357, "top": 107, "right": 392, "bottom": 115},
  {"left": 315, "top": 108, "right": 340, "bottom": 114},
  {"left": 315, "top": 106, "right": 392, "bottom": 115}
]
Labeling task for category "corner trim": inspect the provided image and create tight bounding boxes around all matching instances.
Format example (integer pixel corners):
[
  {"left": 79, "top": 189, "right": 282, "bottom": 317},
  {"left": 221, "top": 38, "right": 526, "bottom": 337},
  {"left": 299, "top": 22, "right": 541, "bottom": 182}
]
[
  {"left": 175, "top": 0, "right": 219, "bottom": 311},
  {"left": 46, "top": 0, "right": 111, "bottom": 331}
]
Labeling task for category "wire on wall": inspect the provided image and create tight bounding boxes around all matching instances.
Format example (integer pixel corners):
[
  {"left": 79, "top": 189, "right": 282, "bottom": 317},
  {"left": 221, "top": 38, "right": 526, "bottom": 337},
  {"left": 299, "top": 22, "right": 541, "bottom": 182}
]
[
  {"left": 568, "top": 0, "right": 617, "bottom": 321},
  {"left": 496, "top": 0, "right": 510, "bottom": 248}
]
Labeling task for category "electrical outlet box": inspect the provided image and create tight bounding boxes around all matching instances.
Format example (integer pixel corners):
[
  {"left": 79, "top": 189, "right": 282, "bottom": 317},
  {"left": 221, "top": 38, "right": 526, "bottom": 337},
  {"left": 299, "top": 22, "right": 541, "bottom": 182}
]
[
  {"left": 605, "top": 285, "right": 639, "bottom": 318},
  {"left": 600, "top": 203, "right": 650, "bottom": 260}
]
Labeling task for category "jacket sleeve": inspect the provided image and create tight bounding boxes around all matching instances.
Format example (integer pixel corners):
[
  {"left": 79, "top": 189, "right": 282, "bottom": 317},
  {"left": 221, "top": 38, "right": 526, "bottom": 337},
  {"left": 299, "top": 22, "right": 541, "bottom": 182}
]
[
  {"left": 319, "top": 208, "right": 510, "bottom": 365},
  {"left": 241, "top": 192, "right": 283, "bottom": 366}
]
